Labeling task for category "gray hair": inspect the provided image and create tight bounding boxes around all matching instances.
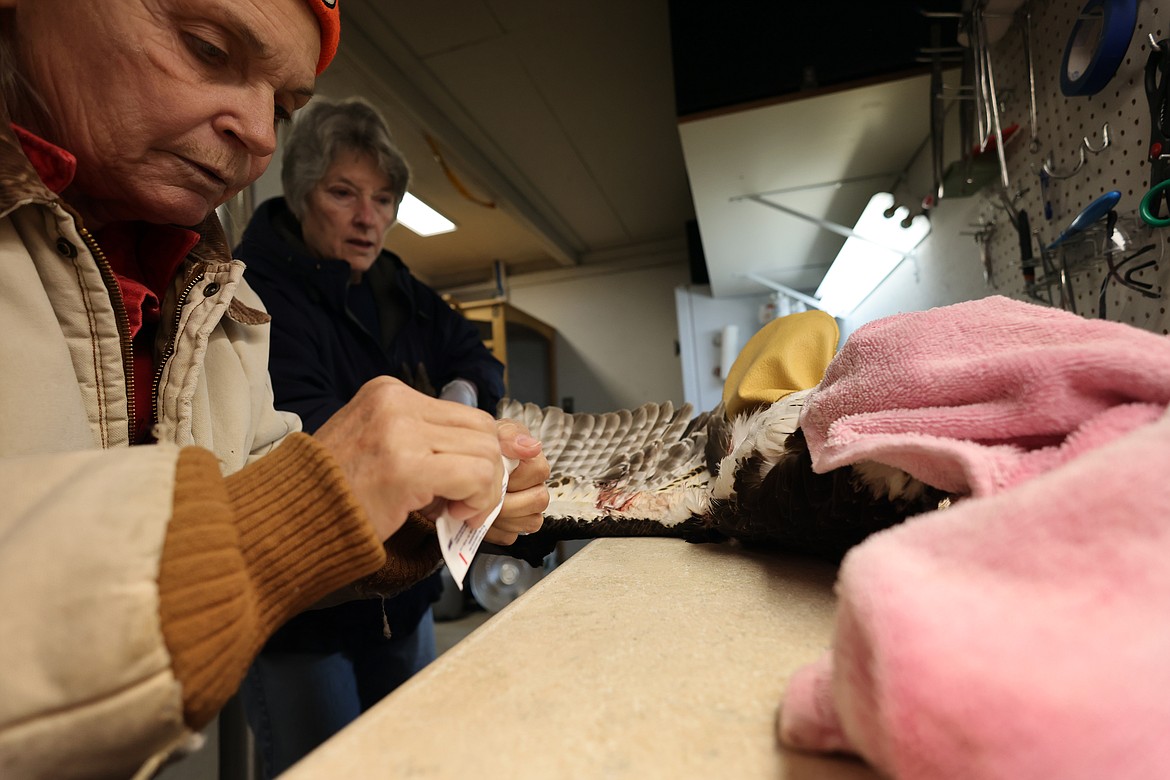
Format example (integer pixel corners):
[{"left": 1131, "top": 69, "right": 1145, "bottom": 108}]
[{"left": 281, "top": 97, "right": 411, "bottom": 221}]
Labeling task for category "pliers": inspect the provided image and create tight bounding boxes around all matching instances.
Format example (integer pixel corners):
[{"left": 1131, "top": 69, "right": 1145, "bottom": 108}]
[{"left": 1141, "top": 38, "right": 1170, "bottom": 225}]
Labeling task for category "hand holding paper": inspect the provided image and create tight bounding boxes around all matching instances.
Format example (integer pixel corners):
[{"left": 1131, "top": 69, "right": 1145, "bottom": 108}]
[{"left": 437, "top": 456, "right": 518, "bottom": 589}]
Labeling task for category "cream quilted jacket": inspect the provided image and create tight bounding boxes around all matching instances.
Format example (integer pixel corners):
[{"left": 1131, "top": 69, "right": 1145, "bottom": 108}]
[{"left": 0, "top": 117, "right": 302, "bottom": 777}]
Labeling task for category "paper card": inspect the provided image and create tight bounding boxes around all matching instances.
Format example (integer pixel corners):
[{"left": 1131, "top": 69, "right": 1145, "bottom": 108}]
[{"left": 436, "top": 456, "right": 519, "bottom": 589}]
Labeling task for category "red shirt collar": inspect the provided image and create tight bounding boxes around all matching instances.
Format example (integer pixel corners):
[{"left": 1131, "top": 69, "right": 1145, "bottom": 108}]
[
  {"left": 11, "top": 123, "right": 77, "bottom": 194},
  {"left": 12, "top": 122, "right": 201, "bottom": 312},
  {"left": 14, "top": 123, "right": 207, "bottom": 443}
]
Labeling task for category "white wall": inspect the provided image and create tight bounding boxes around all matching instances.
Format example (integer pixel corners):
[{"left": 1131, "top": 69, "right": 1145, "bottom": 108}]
[
  {"left": 508, "top": 258, "right": 691, "bottom": 414},
  {"left": 675, "top": 286, "right": 773, "bottom": 412},
  {"left": 841, "top": 184, "right": 989, "bottom": 341}
]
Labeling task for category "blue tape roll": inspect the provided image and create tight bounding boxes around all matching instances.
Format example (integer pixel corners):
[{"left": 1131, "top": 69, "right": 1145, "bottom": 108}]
[{"left": 1060, "top": 0, "right": 1137, "bottom": 97}]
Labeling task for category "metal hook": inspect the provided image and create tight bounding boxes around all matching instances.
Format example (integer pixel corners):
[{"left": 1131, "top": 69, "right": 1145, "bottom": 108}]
[
  {"left": 1042, "top": 146, "right": 1087, "bottom": 179},
  {"left": 1035, "top": 123, "right": 1109, "bottom": 180},
  {"left": 1083, "top": 122, "right": 1111, "bottom": 154},
  {"left": 1149, "top": 33, "right": 1163, "bottom": 51}
]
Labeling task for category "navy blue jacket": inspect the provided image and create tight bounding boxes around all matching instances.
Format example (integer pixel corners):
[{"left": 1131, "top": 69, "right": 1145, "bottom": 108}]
[
  {"left": 238, "top": 197, "right": 505, "bottom": 648},
  {"left": 239, "top": 197, "right": 504, "bottom": 427}
]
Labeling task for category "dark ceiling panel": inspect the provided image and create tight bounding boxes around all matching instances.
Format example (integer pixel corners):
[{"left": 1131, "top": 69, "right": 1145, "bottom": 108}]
[{"left": 669, "top": 1, "right": 962, "bottom": 117}]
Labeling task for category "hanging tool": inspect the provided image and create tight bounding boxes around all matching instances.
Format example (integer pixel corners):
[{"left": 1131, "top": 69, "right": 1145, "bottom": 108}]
[
  {"left": 975, "top": 222, "right": 996, "bottom": 286},
  {"left": 961, "top": 220, "right": 996, "bottom": 287},
  {"left": 1098, "top": 243, "right": 1160, "bottom": 319},
  {"left": 1045, "top": 190, "right": 1122, "bottom": 249},
  {"left": 1017, "top": 209, "right": 1036, "bottom": 286},
  {"left": 928, "top": 19, "right": 947, "bottom": 199},
  {"left": 959, "top": 33, "right": 976, "bottom": 178},
  {"left": 1140, "top": 37, "right": 1170, "bottom": 227},
  {"left": 1020, "top": 3, "right": 1040, "bottom": 152},
  {"left": 1038, "top": 169, "right": 1053, "bottom": 220},
  {"left": 975, "top": 5, "right": 1011, "bottom": 190},
  {"left": 980, "top": 235, "right": 993, "bottom": 286},
  {"left": 965, "top": 7, "right": 988, "bottom": 149}
]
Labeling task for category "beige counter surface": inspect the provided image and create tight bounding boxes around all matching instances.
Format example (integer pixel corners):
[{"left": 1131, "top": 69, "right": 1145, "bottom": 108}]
[{"left": 283, "top": 538, "right": 879, "bottom": 779}]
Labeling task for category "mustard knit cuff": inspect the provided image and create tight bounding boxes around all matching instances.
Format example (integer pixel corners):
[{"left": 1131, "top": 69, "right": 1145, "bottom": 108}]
[{"left": 158, "top": 433, "right": 386, "bottom": 728}]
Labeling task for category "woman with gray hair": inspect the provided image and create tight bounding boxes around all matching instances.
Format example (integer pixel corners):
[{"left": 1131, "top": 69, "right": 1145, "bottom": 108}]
[
  {"left": 282, "top": 98, "right": 409, "bottom": 235},
  {"left": 236, "top": 96, "right": 508, "bottom": 777}
]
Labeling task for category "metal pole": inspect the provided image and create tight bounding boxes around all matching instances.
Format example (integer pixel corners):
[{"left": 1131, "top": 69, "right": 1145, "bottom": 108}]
[
  {"left": 739, "top": 272, "right": 831, "bottom": 312},
  {"left": 740, "top": 195, "right": 921, "bottom": 259},
  {"left": 734, "top": 171, "right": 899, "bottom": 199}
]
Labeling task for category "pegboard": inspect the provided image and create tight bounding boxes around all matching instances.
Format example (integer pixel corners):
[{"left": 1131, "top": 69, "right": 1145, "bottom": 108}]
[{"left": 973, "top": 0, "right": 1169, "bottom": 334}]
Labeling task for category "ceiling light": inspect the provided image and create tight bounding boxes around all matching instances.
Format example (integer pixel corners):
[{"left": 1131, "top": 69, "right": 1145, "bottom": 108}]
[
  {"left": 397, "top": 192, "right": 456, "bottom": 236},
  {"left": 814, "top": 192, "right": 930, "bottom": 318}
]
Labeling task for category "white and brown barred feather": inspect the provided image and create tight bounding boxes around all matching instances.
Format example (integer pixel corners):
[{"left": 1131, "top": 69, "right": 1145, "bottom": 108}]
[
  {"left": 498, "top": 399, "right": 713, "bottom": 540},
  {"left": 494, "top": 395, "right": 954, "bottom": 567}
]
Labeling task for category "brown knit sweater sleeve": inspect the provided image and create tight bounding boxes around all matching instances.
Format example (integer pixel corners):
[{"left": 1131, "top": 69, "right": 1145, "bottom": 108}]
[{"left": 157, "top": 433, "right": 386, "bottom": 729}]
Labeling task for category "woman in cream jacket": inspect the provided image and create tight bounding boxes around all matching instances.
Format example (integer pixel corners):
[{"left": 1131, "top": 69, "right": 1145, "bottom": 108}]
[{"left": 0, "top": 1, "right": 548, "bottom": 777}]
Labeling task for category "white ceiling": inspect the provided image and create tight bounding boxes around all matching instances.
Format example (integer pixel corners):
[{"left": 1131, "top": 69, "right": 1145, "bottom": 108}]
[{"left": 315, "top": 0, "right": 935, "bottom": 298}]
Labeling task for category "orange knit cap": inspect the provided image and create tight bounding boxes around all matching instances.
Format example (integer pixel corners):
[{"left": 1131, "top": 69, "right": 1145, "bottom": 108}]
[{"left": 303, "top": 0, "right": 341, "bottom": 74}]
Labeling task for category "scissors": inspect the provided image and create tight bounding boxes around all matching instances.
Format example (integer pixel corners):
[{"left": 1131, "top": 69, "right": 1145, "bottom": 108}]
[
  {"left": 1140, "top": 38, "right": 1170, "bottom": 226},
  {"left": 1046, "top": 190, "right": 1121, "bottom": 249}
]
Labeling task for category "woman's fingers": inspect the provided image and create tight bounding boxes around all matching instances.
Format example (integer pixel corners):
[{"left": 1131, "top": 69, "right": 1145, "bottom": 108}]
[
  {"left": 414, "top": 452, "right": 504, "bottom": 518},
  {"left": 493, "top": 485, "right": 548, "bottom": 532},
  {"left": 315, "top": 378, "right": 508, "bottom": 540},
  {"left": 496, "top": 419, "right": 544, "bottom": 461},
  {"left": 315, "top": 382, "right": 557, "bottom": 545},
  {"left": 482, "top": 527, "right": 518, "bottom": 546},
  {"left": 496, "top": 418, "right": 551, "bottom": 494},
  {"left": 509, "top": 455, "right": 551, "bottom": 494},
  {"left": 486, "top": 419, "right": 550, "bottom": 546}
]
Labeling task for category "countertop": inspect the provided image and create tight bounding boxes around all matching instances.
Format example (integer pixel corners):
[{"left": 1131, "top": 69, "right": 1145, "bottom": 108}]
[{"left": 283, "top": 537, "right": 880, "bottom": 779}]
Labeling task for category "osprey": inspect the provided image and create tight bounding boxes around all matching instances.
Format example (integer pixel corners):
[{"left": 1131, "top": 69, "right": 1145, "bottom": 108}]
[{"left": 495, "top": 392, "right": 953, "bottom": 567}]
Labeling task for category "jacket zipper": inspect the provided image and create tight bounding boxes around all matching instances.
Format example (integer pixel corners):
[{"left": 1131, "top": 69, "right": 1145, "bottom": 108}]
[
  {"left": 78, "top": 226, "right": 137, "bottom": 441},
  {"left": 151, "top": 272, "right": 205, "bottom": 428}
]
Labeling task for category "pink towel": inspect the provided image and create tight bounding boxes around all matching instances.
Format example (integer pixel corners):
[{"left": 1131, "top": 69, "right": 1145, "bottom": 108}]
[
  {"left": 779, "top": 297, "right": 1170, "bottom": 778},
  {"left": 779, "top": 405, "right": 1170, "bottom": 778},
  {"left": 799, "top": 296, "right": 1170, "bottom": 495}
]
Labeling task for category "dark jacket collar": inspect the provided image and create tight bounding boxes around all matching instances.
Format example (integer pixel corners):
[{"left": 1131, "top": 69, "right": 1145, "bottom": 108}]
[{"left": 237, "top": 196, "right": 417, "bottom": 317}]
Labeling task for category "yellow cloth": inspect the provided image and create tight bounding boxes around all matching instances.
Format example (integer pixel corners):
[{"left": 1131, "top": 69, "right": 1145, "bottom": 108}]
[{"left": 722, "top": 309, "right": 840, "bottom": 418}]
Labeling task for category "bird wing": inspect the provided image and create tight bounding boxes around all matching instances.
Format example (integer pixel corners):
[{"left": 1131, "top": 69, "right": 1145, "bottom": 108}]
[
  {"left": 495, "top": 393, "right": 951, "bottom": 569},
  {"left": 498, "top": 398, "right": 713, "bottom": 538}
]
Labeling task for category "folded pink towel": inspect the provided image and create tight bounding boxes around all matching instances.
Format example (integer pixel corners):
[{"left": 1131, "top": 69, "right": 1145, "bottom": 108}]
[
  {"left": 780, "top": 297, "right": 1170, "bottom": 778},
  {"left": 799, "top": 296, "right": 1170, "bottom": 495},
  {"left": 779, "top": 405, "right": 1170, "bottom": 778}
]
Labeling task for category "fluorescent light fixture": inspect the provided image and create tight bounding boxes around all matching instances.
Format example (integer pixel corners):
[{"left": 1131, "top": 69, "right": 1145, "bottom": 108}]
[
  {"left": 397, "top": 192, "right": 456, "bottom": 237},
  {"left": 814, "top": 192, "right": 930, "bottom": 318}
]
